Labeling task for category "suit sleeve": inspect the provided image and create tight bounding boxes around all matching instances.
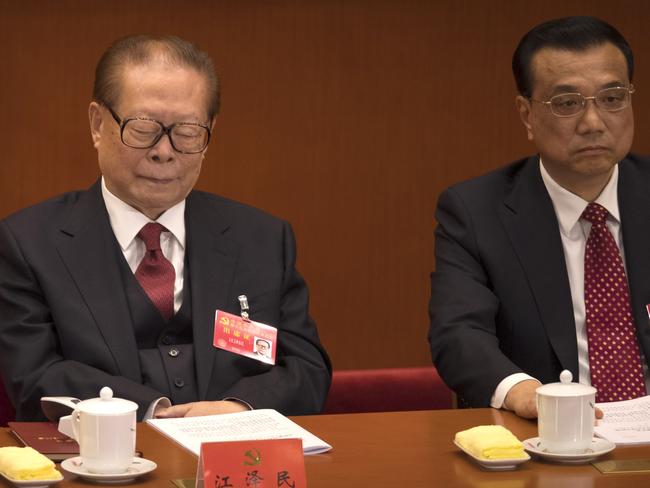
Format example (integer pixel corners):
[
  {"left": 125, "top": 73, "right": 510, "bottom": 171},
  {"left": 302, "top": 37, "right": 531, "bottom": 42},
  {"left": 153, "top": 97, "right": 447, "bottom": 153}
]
[
  {"left": 428, "top": 188, "right": 523, "bottom": 407},
  {"left": 0, "top": 220, "right": 164, "bottom": 421},
  {"left": 217, "top": 222, "right": 332, "bottom": 415}
]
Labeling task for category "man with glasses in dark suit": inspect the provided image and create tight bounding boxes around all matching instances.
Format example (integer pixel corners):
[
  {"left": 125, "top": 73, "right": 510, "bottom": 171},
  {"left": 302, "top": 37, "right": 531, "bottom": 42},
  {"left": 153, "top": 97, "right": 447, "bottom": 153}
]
[
  {"left": 430, "top": 16, "right": 648, "bottom": 419},
  {"left": 0, "top": 35, "right": 330, "bottom": 421}
]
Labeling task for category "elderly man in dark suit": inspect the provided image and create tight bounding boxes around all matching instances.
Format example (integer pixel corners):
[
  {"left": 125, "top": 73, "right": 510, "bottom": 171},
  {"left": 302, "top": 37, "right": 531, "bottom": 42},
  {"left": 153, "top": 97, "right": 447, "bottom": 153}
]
[
  {"left": 429, "top": 16, "right": 649, "bottom": 419},
  {"left": 0, "top": 35, "right": 331, "bottom": 421}
]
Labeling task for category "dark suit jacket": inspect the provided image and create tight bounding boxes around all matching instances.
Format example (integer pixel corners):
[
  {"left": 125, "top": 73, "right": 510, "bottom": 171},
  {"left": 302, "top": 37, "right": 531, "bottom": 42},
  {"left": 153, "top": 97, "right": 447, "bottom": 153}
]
[
  {"left": 0, "top": 181, "right": 331, "bottom": 420},
  {"left": 429, "top": 154, "right": 650, "bottom": 407}
]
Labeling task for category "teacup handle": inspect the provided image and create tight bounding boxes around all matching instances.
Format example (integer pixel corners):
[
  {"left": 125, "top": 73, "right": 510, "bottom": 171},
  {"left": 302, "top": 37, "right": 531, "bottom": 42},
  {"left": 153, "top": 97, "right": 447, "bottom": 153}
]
[
  {"left": 57, "top": 414, "right": 74, "bottom": 438},
  {"left": 71, "top": 410, "right": 82, "bottom": 442}
]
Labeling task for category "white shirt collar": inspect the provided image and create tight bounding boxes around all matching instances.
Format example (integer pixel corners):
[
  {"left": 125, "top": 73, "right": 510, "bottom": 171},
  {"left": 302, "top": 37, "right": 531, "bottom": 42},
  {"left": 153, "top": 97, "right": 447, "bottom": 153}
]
[
  {"left": 539, "top": 159, "right": 620, "bottom": 238},
  {"left": 101, "top": 177, "right": 186, "bottom": 251}
]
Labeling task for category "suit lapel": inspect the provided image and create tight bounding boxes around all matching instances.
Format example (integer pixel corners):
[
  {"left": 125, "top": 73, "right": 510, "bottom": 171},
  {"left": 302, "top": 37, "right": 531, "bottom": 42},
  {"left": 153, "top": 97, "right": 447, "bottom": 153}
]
[
  {"left": 55, "top": 182, "right": 142, "bottom": 382},
  {"left": 185, "top": 193, "right": 241, "bottom": 399},
  {"left": 498, "top": 157, "right": 579, "bottom": 376},
  {"left": 618, "top": 158, "right": 650, "bottom": 360}
]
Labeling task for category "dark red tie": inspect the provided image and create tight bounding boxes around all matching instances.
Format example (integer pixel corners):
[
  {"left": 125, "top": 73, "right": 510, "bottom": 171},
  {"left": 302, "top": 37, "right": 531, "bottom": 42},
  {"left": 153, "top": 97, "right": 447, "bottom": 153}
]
[
  {"left": 135, "top": 223, "right": 175, "bottom": 321},
  {"left": 583, "top": 202, "right": 646, "bottom": 402}
]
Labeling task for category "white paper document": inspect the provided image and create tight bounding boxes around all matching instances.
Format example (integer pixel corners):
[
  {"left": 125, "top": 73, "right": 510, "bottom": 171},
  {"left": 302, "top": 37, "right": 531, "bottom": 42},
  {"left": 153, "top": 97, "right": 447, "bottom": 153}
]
[
  {"left": 595, "top": 395, "right": 650, "bottom": 445},
  {"left": 146, "top": 409, "right": 332, "bottom": 455}
]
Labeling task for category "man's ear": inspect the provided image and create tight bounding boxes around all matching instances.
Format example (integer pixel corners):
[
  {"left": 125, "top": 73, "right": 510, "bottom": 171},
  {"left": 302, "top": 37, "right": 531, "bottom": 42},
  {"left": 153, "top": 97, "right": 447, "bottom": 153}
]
[
  {"left": 88, "top": 102, "right": 104, "bottom": 149},
  {"left": 515, "top": 95, "right": 534, "bottom": 141}
]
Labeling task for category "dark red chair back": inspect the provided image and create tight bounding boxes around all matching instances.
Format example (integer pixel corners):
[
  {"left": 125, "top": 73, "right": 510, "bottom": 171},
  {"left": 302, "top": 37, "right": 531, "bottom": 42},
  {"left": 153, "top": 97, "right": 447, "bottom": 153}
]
[
  {"left": 0, "top": 379, "right": 16, "bottom": 426},
  {"left": 323, "top": 366, "right": 453, "bottom": 414}
]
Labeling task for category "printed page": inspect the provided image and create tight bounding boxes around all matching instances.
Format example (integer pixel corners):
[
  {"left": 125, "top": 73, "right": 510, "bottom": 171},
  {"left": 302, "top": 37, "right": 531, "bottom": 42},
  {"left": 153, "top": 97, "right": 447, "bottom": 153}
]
[
  {"left": 146, "top": 409, "right": 332, "bottom": 455},
  {"left": 595, "top": 395, "right": 650, "bottom": 445}
]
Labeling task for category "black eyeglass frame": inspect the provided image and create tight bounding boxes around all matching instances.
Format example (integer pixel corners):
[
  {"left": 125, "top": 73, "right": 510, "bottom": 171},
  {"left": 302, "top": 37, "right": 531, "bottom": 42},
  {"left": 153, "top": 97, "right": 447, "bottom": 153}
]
[{"left": 104, "top": 104, "right": 211, "bottom": 154}]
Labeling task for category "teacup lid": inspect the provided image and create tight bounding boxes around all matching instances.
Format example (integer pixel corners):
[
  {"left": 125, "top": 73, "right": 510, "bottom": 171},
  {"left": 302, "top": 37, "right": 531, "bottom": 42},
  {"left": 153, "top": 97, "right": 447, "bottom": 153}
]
[
  {"left": 536, "top": 370, "right": 597, "bottom": 397},
  {"left": 76, "top": 387, "right": 138, "bottom": 415}
]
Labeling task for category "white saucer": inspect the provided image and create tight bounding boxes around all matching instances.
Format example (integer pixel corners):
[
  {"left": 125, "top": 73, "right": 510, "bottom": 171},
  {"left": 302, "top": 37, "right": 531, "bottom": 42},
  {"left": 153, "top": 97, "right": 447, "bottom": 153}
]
[
  {"left": 61, "top": 457, "right": 156, "bottom": 483},
  {"left": 454, "top": 440, "right": 530, "bottom": 470},
  {"left": 1, "top": 470, "right": 63, "bottom": 487},
  {"left": 523, "top": 437, "right": 615, "bottom": 464}
]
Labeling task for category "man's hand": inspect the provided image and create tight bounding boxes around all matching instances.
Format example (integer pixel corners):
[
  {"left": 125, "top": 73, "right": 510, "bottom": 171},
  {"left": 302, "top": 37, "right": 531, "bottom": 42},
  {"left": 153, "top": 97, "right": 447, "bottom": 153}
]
[
  {"left": 503, "top": 379, "right": 540, "bottom": 419},
  {"left": 503, "top": 380, "right": 605, "bottom": 421},
  {"left": 155, "top": 400, "right": 249, "bottom": 418}
]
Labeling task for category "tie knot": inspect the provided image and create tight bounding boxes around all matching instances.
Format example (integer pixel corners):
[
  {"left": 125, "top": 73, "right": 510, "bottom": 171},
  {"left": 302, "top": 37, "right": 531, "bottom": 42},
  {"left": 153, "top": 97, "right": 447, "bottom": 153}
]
[
  {"left": 138, "top": 222, "right": 166, "bottom": 251},
  {"left": 582, "top": 202, "right": 609, "bottom": 225}
]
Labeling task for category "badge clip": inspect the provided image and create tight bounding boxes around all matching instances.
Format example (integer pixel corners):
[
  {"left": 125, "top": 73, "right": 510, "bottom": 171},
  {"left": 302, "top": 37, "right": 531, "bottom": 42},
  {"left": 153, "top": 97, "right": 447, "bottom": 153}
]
[{"left": 238, "top": 295, "right": 250, "bottom": 322}]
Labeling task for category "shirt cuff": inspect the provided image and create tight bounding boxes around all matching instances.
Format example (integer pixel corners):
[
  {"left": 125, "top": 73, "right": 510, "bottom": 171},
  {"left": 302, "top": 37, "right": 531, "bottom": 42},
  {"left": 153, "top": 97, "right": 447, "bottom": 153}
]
[
  {"left": 143, "top": 397, "right": 172, "bottom": 420},
  {"left": 223, "top": 397, "right": 253, "bottom": 411},
  {"left": 490, "top": 373, "right": 540, "bottom": 409}
]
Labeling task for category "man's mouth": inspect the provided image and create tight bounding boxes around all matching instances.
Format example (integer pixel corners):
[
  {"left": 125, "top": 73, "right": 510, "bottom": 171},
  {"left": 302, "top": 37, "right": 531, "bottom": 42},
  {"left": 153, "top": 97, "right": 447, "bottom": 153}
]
[
  {"left": 140, "top": 175, "right": 175, "bottom": 184},
  {"left": 577, "top": 145, "right": 609, "bottom": 154}
]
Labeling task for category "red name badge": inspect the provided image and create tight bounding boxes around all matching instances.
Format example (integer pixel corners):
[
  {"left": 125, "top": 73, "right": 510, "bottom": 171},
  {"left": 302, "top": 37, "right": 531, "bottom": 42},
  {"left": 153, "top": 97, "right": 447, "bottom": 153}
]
[
  {"left": 196, "top": 438, "right": 306, "bottom": 488},
  {"left": 214, "top": 310, "right": 278, "bottom": 364}
]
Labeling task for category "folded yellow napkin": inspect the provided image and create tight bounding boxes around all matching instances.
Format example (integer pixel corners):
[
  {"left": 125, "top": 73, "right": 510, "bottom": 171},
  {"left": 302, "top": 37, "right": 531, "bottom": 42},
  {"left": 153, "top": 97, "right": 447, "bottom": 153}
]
[
  {"left": 0, "top": 446, "right": 62, "bottom": 480},
  {"left": 455, "top": 425, "right": 526, "bottom": 460}
]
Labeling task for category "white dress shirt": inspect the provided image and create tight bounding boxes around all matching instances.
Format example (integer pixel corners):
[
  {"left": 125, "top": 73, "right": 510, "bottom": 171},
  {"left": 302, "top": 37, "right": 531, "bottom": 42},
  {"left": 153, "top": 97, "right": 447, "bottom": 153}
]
[
  {"left": 101, "top": 178, "right": 185, "bottom": 313},
  {"left": 491, "top": 161, "right": 650, "bottom": 409}
]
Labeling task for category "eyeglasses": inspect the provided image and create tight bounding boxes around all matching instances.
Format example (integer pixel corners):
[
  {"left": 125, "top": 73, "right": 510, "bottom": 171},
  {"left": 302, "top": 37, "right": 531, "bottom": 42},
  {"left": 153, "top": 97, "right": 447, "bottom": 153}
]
[
  {"left": 104, "top": 105, "right": 211, "bottom": 154},
  {"left": 530, "top": 85, "right": 635, "bottom": 117}
]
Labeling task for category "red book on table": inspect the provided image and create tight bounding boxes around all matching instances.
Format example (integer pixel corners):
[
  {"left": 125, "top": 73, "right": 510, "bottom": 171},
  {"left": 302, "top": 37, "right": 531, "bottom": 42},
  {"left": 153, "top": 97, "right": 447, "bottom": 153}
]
[{"left": 8, "top": 421, "right": 79, "bottom": 461}]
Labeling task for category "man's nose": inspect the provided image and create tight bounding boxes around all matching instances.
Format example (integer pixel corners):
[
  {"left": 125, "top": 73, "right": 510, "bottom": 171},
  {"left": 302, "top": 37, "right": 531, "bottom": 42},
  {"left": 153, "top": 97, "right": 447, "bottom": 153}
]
[
  {"left": 149, "top": 132, "right": 176, "bottom": 161},
  {"left": 576, "top": 98, "right": 607, "bottom": 133}
]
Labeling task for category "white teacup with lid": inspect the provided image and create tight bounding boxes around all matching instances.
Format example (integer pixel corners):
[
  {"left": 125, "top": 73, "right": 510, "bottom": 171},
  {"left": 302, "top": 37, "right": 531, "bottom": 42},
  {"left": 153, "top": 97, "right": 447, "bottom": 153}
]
[
  {"left": 70, "top": 387, "right": 138, "bottom": 474},
  {"left": 536, "top": 370, "right": 596, "bottom": 454}
]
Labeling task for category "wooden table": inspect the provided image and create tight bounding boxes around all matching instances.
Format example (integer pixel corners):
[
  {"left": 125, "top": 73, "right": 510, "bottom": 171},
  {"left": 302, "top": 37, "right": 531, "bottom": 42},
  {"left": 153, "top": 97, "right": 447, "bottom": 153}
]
[{"left": 3, "top": 409, "right": 650, "bottom": 487}]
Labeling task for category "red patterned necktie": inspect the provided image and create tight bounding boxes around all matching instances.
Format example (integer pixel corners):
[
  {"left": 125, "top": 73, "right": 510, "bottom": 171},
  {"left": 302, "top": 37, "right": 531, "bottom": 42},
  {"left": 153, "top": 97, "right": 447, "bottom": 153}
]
[
  {"left": 135, "top": 223, "right": 175, "bottom": 321},
  {"left": 583, "top": 202, "right": 646, "bottom": 402}
]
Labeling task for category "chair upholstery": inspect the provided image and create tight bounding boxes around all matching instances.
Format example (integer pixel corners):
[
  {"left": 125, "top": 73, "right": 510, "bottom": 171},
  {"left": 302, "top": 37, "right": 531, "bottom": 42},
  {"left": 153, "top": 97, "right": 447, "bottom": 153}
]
[
  {"left": 0, "top": 379, "right": 15, "bottom": 426},
  {"left": 0, "top": 367, "right": 453, "bottom": 421},
  {"left": 323, "top": 366, "right": 453, "bottom": 414}
]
